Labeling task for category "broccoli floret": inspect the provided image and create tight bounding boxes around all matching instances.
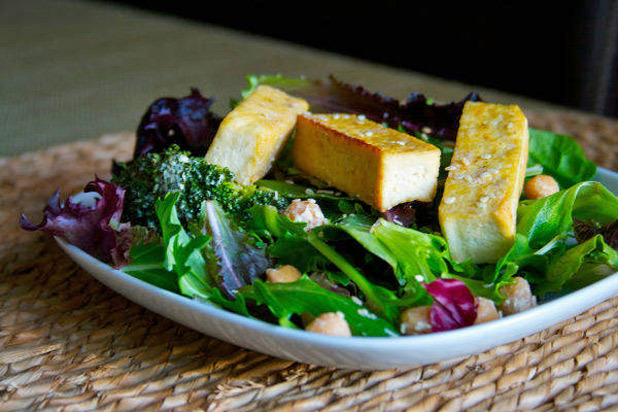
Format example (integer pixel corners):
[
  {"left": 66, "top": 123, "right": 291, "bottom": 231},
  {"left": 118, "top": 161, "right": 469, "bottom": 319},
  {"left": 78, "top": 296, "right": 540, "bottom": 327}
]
[{"left": 112, "top": 145, "right": 288, "bottom": 230}]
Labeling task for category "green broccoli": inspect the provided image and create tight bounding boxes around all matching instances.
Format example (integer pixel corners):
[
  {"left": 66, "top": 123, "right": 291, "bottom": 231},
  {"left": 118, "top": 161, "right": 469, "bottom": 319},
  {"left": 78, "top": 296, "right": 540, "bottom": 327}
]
[{"left": 112, "top": 145, "right": 288, "bottom": 230}]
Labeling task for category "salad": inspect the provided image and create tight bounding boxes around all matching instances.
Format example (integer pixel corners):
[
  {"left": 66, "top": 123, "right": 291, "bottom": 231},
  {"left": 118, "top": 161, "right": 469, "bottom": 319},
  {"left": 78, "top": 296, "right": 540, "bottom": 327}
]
[{"left": 21, "top": 75, "right": 618, "bottom": 338}]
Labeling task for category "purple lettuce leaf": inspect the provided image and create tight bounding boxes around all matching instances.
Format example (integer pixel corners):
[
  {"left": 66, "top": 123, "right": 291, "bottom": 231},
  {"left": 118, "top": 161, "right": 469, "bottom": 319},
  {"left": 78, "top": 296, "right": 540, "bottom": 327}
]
[
  {"left": 574, "top": 218, "right": 618, "bottom": 250},
  {"left": 424, "top": 278, "right": 477, "bottom": 332},
  {"left": 399, "top": 92, "right": 481, "bottom": 140},
  {"left": 244, "top": 75, "right": 480, "bottom": 140},
  {"left": 202, "top": 200, "right": 270, "bottom": 298},
  {"left": 134, "top": 88, "right": 221, "bottom": 158},
  {"left": 382, "top": 201, "right": 438, "bottom": 228},
  {"left": 20, "top": 177, "right": 130, "bottom": 265},
  {"left": 382, "top": 202, "right": 418, "bottom": 228}
]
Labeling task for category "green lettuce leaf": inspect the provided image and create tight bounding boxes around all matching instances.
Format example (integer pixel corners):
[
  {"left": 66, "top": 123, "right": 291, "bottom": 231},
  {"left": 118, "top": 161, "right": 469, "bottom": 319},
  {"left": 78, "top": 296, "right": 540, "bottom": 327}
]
[
  {"left": 537, "top": 235, "right": 618, "bottom": 295},
  {"left": 527, "top": 128, "right": 597, "bottom": 189},
  {"left": 121, "top": 242, "right": 179, "bottom": 292},
  {"left": 517, "top": 181, "right": 618, "bottom": 248},
  {"left": 249, "top": 205, "right": 402, "bottom": 324},
  {"left": 332, "top": 216, "right": 444, "bottom": 303},
  {"left": 496, "top": 182, "right": 618, "bottom": 294},
  {"left": 241, "top": 74, "right": 310, "bottom": 100},
  {"left": 242, "top": 277, "right": 397, "bottom": 336},
  {"left": 155, "top": 192, "right": 213, "bottom": 299}
]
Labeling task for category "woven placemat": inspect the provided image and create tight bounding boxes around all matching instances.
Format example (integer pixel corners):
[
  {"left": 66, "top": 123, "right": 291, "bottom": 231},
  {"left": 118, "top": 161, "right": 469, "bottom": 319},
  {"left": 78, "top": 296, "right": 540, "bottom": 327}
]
[{"left": 1, "top": 109, "right": 617, "bottom": 411}]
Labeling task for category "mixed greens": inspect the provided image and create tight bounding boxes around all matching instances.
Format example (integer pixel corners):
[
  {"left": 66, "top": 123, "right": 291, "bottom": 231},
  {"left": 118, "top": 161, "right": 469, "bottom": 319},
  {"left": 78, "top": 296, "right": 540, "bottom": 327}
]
[{"left": 21, "top": 75, "right": 618, "bottom": 337}]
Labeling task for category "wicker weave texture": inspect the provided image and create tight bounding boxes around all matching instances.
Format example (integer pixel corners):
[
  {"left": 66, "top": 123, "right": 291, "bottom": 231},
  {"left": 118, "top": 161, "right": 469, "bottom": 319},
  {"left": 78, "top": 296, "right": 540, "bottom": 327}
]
[{"left": 1, "top": 110, "right": 617, "bottom": 411}]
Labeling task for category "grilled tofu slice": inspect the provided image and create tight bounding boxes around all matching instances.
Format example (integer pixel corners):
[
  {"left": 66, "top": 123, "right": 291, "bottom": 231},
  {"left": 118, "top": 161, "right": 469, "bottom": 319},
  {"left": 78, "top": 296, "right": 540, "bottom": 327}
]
[
  {"left": 292, "top": 113, "right": 441, "bottom": 212},
  {"left": 205, "top": 85, "right": 309, "bottom": 184},
  {"left": 439, "top": 101, "right": 529, "bottom": 264}
]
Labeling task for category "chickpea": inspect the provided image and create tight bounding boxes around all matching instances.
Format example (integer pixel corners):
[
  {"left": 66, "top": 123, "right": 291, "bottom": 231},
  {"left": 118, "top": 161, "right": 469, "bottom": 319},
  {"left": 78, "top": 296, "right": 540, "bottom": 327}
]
[
  {"left": 524, "top": 175, "right": 559, "bottom": 199},
  {"left": 498, "top": 277, "right": 537, "bottom": 316},
  {"left": 265, "top": 265, "right": 301, "bottom": 283},
  {"left": 305, "top": 312, "right": 352, "bottom": 337},
  {"left": 474, "top": 297, "right": 501, "bottom": 325},
  {"left": 400, "top": 306, "right": 432, "bottom": 335},
  {"left": 283, "top": 199, "right": 328, "bottom": 231}
]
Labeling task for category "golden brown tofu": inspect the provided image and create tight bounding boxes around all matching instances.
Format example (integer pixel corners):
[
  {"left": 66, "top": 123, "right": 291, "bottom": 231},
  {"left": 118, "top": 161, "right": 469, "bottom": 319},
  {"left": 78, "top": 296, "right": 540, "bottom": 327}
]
[
  {"left": 439, "top": 102, "right": 529, "bottom": 264},
  {"left": 292, "top": 113, "right": 441, "bottom": 212},
  {"left": 205, "top": 85, "right": 309, "bottom": 184}
]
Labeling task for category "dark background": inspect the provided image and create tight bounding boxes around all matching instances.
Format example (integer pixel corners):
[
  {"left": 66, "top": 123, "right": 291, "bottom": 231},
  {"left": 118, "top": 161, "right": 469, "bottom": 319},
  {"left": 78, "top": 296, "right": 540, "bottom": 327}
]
[{"left": 110, "top": 0, "right": 617, "bottom": 117}]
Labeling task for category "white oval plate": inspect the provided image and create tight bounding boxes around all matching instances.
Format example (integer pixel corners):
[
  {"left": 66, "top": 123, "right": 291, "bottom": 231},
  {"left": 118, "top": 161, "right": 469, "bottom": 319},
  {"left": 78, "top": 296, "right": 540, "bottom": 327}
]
[{"left": 56, "top": 168, "right": 618, "bottom": 370}]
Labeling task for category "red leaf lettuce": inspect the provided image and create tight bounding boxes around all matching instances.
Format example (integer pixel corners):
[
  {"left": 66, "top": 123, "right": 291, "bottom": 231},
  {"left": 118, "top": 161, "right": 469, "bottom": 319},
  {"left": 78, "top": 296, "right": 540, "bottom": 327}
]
[
  {"left": 243, "top": 75, "right": 480, "bottom": 140},
  {"left": 424, "top": 278, "right": 477, "bottom": 332},
  {"left": 134, "top": 88, "right": 221, "bottom": 158},
  {"left": 20, "top": 177, "right": 130, "bottom": 266}
]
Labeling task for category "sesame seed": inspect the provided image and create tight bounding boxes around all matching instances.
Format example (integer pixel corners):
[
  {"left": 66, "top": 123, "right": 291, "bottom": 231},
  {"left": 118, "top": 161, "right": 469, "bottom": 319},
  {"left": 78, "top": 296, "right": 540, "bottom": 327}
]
[
  {"left": 357, "top": 308, "right": 378, "bottom": 320},
  {"left": 481, "top": 154, "right": 492, "bottom": 159},
  {"left": 358, "top": 114, "right": 366, "bottom": 121},
  {"left": 445, "top": 165, "right": 458, "bottom": 171},
  {"left": 481, "top": 172, "right": 492, "bottom": 179},
  {"left": 480, "top": 196, "right": 489, "bottom": 203},
  {"left": 415, "top": 275, "right": 424, "bottom": 282},
  {"left": 462, "top": 158, "right": 471, "bottom": 166},
  {"left": 421, "top": 126, "right": 433, "bottom": 134},
  {"left": 365, "top": 131, "right": 374, "bottom": 137},
  {"left": 384, "top": 328, "right": 399, "bottom": 337},
  {"left": 443, "top": 196, "right": 455, "bottom": 204}
]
